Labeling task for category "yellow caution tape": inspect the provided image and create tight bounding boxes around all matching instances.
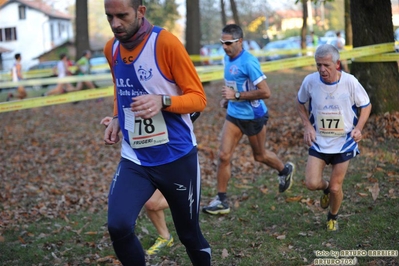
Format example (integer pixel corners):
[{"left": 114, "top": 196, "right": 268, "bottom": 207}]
[
  {"left": 352, "top": 52, "right": 399, "bottom": 62},
  {"left": 0, "top": 73, "right": 112, "bottom": 88},
  {"left": 1, "top": 42, "right": 396, "bottom": 113},
  {"left": 198, "top": 68, "right": 224, "bottom": 82},
  {"left": 0, "top": 87, "right": 113, "bottom": 113}
]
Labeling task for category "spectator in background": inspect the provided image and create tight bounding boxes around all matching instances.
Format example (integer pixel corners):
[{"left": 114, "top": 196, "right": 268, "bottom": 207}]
[
  {"left": 335, "top": 31, "right": 344, "bottom": 50},
  {"left": 311, "top": 31, "right": 319, "bottom": 47},
  {"left": 44, "top": 53, "right": 75, "bottom": 96},
  {"left": 334, "top": 31, "right": 349, "bottom": 72},
  {"left": 75, "top": 50, "right": 96, "bottom": 91},
  {"left": 7, "top": 53, "right": 27, "bottom": 101}
]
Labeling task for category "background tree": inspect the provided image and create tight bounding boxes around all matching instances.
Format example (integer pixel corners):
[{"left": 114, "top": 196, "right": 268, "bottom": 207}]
[
  {"left": 145, "top": 0, "right": 179, "bottom": 31},
  {"left": 200, "top": 0, "right": 222, "bottom": 44},
  {"left": 75, "top": 0, "right": 90, "bottom": 61},
  {"left": 185, "top": 0, "right": 201, "bottom": 57},
  {"left": 296, "top": 0, "right": 339, "bottom": 48},
  {"left": 350, "top": 0, "right": 399, "bottom": 114},
  {"left": 229, "top": 0, "right": 240, "bottom": 26},
  {"left": 221, "top": 0, "right": 227, "bottom": 27},
  {"left": 324, "top": 0, "right": 344, "bottom": 31},
  {"left": 73, "top": 0, "right": 180, "bottom": 54},
  {"left": 299, "top": 0, "right": 308, "bottom": 49},
  {"left": 344, "top": 0, "right": 352, "bottom": 46}
]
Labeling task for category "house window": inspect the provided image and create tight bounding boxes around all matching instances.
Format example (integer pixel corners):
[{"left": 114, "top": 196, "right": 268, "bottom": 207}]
[
  {"left": 2, "top": 27, "right": 17, "bottom": 41},
  {"left": 50, "top": 24, "right": 54, "bottom": 41},
  {"left": 18, "top": 5, "right": 26, "bottom": 20},
  {"left": 0, "top": 28, "right": 3, "bottom": 42},
  {"left": 58, "top": 22, "right": 65, "bottom": 37}
]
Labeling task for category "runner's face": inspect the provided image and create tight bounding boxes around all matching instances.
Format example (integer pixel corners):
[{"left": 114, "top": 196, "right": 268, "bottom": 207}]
[
  {"left": 316, "top": 55, "right": 340, "bottom": 83},
  {"left": 104, "top": 0, "right": 144, "bottom": 42},
  {"left": 221, "top": 33, "right": 242, "bottom": 59}
]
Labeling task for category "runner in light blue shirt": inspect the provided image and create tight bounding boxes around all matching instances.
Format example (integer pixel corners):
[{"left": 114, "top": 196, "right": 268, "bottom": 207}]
[{"left": 203, "top": 24, "right": 295, "bottom": 215}]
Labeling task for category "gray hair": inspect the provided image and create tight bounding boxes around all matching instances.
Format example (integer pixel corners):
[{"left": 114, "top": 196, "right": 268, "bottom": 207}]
[{"left": 315, "top": 44, "right": 340, "bottom": 63}]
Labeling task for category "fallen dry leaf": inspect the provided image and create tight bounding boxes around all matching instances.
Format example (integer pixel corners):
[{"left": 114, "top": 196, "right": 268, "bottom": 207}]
[
  {"left": 285, "top": 195, "right": 303, "bottom": 202},
  {"left": 301, "top": 198, "right": 315, "bottom": 206},
  {"left": 74, "top": 222, "right": 90, "bottom": 235},
  {"left": 368, "top": 177, "right": 378, "bottom": 183},
  {"left": 234, "top": 200, "right": 240, "bottom": 209},
  {"left": 96, "top": 255, "right": 116, "bottom": 263},
  {"left": 388, "top": 189, "right": 396, "bottom": 199},
  {"left": 233, "top": 184, "right": 253, "bottom": 189},
  {"left": 369, "top": 183, "right": 380, "bottom": 201},
  {"left": 259, "top": 185, "right": 268, "bottom": 194},
  {"left": 222, "top": 248, "right": 229, "bottom": 259},
  {"left": 84, "top": 231, "right": 98, "bottom": 235},
  {"left": 18, "top": 236, "right": 25, "bottom": 244}
]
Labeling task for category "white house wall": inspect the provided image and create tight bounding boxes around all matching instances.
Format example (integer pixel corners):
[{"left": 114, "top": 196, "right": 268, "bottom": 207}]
[{"left": 0, "top": 2, "right": 73, "bottom": 71}]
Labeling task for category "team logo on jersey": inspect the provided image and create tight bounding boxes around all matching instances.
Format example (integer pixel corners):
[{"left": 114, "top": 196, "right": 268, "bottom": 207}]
[
  {"left": 229, "top": 65, "right": 239, "bottom": 75},
  {"left": 137, "top": 65, "right": 153, "bottom": 81},
  {"left": 116, "top": 78, "right": 134, "bottom": 88},
  {"left": 325, "top": 93, "right": 335, "bottom": 100},
  {"left": 323, "top": 104, "right": 340, "bottom": 110},
  {"left": 250, "top": 99, "right": 261, "bottom": 107}
]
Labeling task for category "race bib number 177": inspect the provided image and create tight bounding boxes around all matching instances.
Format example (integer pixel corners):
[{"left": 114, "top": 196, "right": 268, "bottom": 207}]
[{"left": 317, "top": 111, "right": 346, "bottom": 137}]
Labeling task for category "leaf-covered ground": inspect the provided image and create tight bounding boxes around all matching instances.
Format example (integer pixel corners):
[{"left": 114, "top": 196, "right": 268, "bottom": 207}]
[{"left": 1, "top": 67, "right": 398, "bottom": 265}]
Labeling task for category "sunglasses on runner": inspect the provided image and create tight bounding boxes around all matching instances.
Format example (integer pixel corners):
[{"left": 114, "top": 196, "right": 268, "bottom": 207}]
[{"left": 220, "top": 39, "right": 240, "bottom": 45}]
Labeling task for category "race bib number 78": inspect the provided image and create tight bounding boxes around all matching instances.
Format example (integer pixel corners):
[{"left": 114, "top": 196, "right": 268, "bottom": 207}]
[{"left": 124, "top": 108, "right": 169, "bottom": 148}]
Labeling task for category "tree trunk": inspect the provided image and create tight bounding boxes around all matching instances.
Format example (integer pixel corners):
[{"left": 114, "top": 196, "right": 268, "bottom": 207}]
[
  {"left": 300, "top": 0, "right": 308, "bottom": 49},
  {"left": 350, "top": 0, "right": 399, "bottom": 114},
  {"left": 75, "top": 0, "right": 90, "bottom": 61},
  {"left": 344, "top": 0, "right": 352, "bottom": 46},
  {"left": 220, "top": 0, "right": 227, "bottom": 27},
  {"left": 185, "top": 0, "right": 201, "bottom": 61},
  {"left": 229, "top": 0, "right": 240, "bottom": 26}
]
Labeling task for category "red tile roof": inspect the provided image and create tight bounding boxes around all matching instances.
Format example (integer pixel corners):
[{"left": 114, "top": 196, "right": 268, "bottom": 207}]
[
  {"left": 0, "top": 46, "right": 12, "bottom": 52},
  {"left": 0, "top": 0, "right": 71, "bottom": 20}
]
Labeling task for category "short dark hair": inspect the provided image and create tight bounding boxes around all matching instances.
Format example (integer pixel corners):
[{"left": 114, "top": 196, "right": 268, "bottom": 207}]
[
  {"left": 129, "top": 0, "right": 143, "bottom": 9},
  {"left": 222, "top": 24, "right": 243, "bottom": 39},
  {"left": 15, "top": 53, "right": 21, "bottom": 60},
  {"left": 59, "top": 53, "right": 67, "bottom": 60}
]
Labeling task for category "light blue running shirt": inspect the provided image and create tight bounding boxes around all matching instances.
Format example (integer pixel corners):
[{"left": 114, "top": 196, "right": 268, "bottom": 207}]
[{"left": 224, "top": 49, "right": 268, "bottom": 120}]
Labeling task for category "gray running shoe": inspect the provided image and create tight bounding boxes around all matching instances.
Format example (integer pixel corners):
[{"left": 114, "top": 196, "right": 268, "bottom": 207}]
[{"left": 202, "top": 196, "right": 230, "bottom": 215}]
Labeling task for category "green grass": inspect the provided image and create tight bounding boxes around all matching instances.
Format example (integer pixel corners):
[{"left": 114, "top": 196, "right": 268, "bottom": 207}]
[
  {"left": 196, "top": 145, "right": 399, "bottom": 266},
  {"left": 1, "top": 139, "right": 398, "bottom": 265}
]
